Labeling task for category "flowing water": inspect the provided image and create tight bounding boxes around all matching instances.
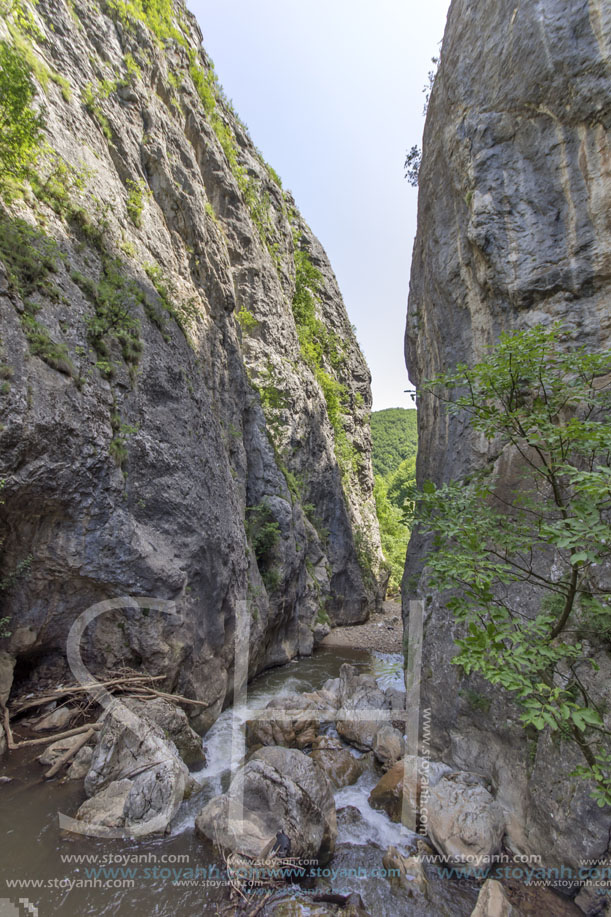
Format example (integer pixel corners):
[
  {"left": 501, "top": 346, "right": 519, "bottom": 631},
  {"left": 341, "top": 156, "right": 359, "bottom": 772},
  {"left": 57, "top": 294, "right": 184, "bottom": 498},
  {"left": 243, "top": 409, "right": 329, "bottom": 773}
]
[{"left": 0, "top": 647, "right": 477, "bottom": 916}]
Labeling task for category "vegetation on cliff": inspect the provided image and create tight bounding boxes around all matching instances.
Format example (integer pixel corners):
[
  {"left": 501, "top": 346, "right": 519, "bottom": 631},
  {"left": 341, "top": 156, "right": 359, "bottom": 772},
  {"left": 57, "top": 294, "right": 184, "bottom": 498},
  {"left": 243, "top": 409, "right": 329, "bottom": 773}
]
[
  {"left": 408, "top": 325, "right": 611, "bottom": 805},
  {"left": 0, "top": 0, "right": 383, "bottom": 679}
]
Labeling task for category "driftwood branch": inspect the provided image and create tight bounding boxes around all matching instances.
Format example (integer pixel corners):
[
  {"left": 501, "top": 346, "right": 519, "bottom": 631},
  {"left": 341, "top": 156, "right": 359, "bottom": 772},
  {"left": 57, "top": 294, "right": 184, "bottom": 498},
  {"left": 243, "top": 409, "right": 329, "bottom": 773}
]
[
  {"left": 3, "top": 668, "right": 206, "bottom": 759},
  {"left": 4, "top": 715, "right": 100, "bottom": 749},
  {"left": 11, "top": 675, "right": 166, "bottom": 715},
  {"left": 44, "top": 728, "right": 94, "bottom": 779},
  {"left": 128, "top": 685, "right": 209, "bottom": 708}
]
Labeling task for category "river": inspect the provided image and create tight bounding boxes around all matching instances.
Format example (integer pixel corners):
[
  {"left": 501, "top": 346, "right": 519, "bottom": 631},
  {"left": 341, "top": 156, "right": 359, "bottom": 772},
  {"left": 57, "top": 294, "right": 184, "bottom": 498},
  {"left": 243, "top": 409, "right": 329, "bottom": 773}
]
[{"left": 0, "top": 647, "right": 479, "bottom": 916}]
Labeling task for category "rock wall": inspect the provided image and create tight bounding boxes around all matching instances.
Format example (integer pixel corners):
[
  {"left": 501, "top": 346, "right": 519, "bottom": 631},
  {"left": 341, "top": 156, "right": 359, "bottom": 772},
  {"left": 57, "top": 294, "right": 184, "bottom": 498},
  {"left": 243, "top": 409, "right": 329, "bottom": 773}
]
[
  {"left": 405, "top": 0, "right": 610, "bottom": 874},
  {"left": 0, "top": 0, "right": 383, "bottom": 731}
]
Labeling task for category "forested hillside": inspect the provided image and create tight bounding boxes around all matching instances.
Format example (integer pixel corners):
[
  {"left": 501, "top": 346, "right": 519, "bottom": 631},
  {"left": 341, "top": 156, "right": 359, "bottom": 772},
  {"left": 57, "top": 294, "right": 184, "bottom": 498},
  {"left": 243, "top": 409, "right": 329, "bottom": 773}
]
[
  {"left": 371, "top": 408, "right": 417, "bottom": 593},
  {"left": 370, "top": 407, "right": 417, "bottom": 477}
]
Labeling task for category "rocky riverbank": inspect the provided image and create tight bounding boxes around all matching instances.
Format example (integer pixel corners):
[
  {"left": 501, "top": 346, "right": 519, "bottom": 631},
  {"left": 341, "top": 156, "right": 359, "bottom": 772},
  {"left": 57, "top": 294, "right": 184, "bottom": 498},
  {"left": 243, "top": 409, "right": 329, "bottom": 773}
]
[
  {"left": 321, "top": 601, "right": 403, "bottom": 654},
  {"left": 2, "top": 649, "right": 595, "bottom": 915}
]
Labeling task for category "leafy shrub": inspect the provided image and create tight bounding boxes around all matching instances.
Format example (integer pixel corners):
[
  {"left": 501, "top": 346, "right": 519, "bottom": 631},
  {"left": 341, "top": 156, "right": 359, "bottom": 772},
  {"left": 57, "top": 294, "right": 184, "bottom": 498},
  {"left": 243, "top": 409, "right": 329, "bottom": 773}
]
[
  {"left": 0, "top": 210, "right": 59, "bottom": 295},
  {"left": 0, "top": 39, "right": 44, "bottom": 191},
  {"left": 246, "top": 501, "right": 281, "bottom": 592},
  {"left": 73, "top": 257, "right": 143, "bottom": 372},
  {"left": 374, "top": 475, "right": 409, "bottom": 594},
  {"left": 21, "top": 303, "right": 73, "bottom": 375},
  {"left": 125, "top": 178, "right": 150, "bottom": 227},
  {"left": 291, "top": 241, "right": 356, "bottom": 481},
  {"left": 82, "top": 81, "right": 113, "bottom": 141},
  {"left": 236, "top": 308, "right": 258, "bottom": 334},
  {"left": 404, "top": 144, "right": 421, "bottom": 187},
  {"left": 0, "top": 211, "right": 74, "bottom": 373},
  {"left": 109, "top": 413, "right": 138, "bottom": 467},
  {"left": 316, "top": 604, "right": 331, "bottom": 626},
  {"left": 124, "top": 52, "right": 142, "bottom": 81},
  {"left": 31, "top": 155, "right": 87, "bottom": 219}
]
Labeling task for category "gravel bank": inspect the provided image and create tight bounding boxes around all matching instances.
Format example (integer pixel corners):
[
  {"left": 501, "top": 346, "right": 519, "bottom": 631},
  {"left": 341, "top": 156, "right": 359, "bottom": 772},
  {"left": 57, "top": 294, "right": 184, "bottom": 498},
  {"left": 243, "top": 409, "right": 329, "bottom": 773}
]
[{"left": 321, "top": 600, "right": 403, "bottom": 654}]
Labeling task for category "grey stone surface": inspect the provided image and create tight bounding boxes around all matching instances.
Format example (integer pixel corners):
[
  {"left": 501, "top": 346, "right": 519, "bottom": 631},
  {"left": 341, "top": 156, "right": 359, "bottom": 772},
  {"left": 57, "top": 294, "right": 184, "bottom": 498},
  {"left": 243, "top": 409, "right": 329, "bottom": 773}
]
[
  {"left": 122, "top": 697, "right": 204, "bottom": 765},
  {"left": 66, "top": 744, "right": 94, "bottom": 780},
  {"left": 246, "top": 690, "right": 337, "bottom": 750},
  {"left": 0, "top": 652, "right": 15, "bottom": 707},
  {"left": 372, "top": 723, "right": 405, "bottom": 770},
  {"left": 334, "top": 663, "right": 394, "bottom": 751},
  {"left": 76, "top": 779, "right": 133, "bottom": 829},
  {"left": 38, "top": 733, "right": 90, "bottom": 766},
  {"left": 0, "top": 0, "right": 383, "bottom": 734},
  {"left": 369, "top": 755, "right": 453, "bottom": 825},
  {"left": 404, "top": 0, "right": 611, "bottom": 870},
  {"left": 310, "top": 735, "right": 367, "bottom": 789},
  {"left": 427, "top": 773, "right": 505, "bottom": 869},
  {"left": 195, "top": 745, "right": 337, "bottom": 864},
  {"left": 470, "top": 880, "right": 520, "bottom": 917},
  {"left": 78, "top": 700, "right": 192, "bottom": 830},
  {"left": 33, "top": 706, "right": 77, "bottom": 732},
  {"left": 84, "top": 705, "right": 189, "bottom": 797}
]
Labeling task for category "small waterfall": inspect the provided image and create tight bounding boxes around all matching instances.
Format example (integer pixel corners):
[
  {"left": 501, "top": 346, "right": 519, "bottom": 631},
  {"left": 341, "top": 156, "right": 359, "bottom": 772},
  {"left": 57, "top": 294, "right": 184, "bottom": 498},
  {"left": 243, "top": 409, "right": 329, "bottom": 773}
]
[{"left": 335, "top": 769, "right": 416, "bottom": 853}]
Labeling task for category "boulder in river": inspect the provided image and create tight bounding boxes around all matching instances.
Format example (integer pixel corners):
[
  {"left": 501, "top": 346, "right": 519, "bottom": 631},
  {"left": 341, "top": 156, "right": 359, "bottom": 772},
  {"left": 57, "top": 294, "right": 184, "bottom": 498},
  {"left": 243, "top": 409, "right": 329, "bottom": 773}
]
[
  {"left": 428, "top": 773, "right": 505, "bottom": 870},
  {"left": 195, "top": 745, "right": 337, "bottom": 864},
  {"left": 369, "top": 755, "right": 452, "bottom": 824},
  {"left": 336, "top": 679, "right": 388, "bottom": 752},
  {"left": 372, "top": 724, "right": 405, "bottom": 770},
  {"left": 38, "top": 733, "right": 95, "bottom": 767},
  {"left": 84, "top": 697, "right": 201, "bottom": 794},
  {"left": 383, "top": 845, "right": 429, "bottom": 897},
  {"left": 470, "top": 879, "right": 520, "bottom": 916},
  {"left": 310, "top": 735, "right": 369, "bottom": 789},
  {"left": 121, "top": 697, "right": 204, "bottom": 765},
  {"left": 66, "top": 745, "right": 94, "bottom": 780},
  {"left": 76, "top": 779, "right": 133, "bottom": 829},
  {"left": 246, "top": 689, "right": 338, "bottom": 749},
  {"left": 76, "top": 699, "right": 194, "bottom": 834}
]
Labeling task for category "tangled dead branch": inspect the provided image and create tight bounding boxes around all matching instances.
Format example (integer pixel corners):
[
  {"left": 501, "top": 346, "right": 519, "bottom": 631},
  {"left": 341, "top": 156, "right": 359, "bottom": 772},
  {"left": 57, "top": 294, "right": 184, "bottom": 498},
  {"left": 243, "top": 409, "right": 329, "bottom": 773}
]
[{"left": 2, "top": 667, "right": 206, "bottom": 768}]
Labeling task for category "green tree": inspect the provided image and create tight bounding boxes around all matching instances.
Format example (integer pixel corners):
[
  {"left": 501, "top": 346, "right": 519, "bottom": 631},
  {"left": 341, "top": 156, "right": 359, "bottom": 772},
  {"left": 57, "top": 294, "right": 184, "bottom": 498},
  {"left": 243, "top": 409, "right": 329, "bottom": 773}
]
[
  {"left": 374, "top": 476, "right": 410, "bottom": 593},
  {"left": 388, "top": 455, "right": 417, "bottom": 511},
  {"left": 408, "top": 324, "right": 611, "bottom": 806},
  {"left": 0, "top": 40, "right": 44, "bottom": 190}
]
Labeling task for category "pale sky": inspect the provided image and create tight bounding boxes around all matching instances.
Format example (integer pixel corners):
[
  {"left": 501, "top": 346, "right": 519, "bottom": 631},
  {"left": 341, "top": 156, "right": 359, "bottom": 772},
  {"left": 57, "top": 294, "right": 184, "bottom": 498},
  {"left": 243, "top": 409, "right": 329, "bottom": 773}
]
[{"left": 188, "top": 0, "right": 451, "bottom": 410}]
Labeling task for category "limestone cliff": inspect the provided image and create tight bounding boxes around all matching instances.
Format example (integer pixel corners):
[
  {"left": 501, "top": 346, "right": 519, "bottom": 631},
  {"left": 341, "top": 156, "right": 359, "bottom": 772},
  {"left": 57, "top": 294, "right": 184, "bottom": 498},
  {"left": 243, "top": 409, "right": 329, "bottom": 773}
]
[
  {"left": 0, "top": 0, "right": 383, "bottom": 731},
  {"left": 405, "top": 0, "right": 610, "bottom": 874}
]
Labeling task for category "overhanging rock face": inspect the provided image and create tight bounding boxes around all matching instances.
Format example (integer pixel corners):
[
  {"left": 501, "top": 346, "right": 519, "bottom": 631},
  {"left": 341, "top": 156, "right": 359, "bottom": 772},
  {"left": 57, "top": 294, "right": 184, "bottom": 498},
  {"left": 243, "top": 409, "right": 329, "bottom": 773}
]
[{"left": 404, "top": 0, "right": 610, "bottom": 871}]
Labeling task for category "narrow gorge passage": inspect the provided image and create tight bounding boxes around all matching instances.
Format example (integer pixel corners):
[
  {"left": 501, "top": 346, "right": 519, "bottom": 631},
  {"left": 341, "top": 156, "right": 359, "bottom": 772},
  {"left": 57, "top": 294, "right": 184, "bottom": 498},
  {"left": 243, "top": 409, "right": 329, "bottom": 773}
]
[{"left": 0, "top": 0, "right": 609, "bottom": 915}]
